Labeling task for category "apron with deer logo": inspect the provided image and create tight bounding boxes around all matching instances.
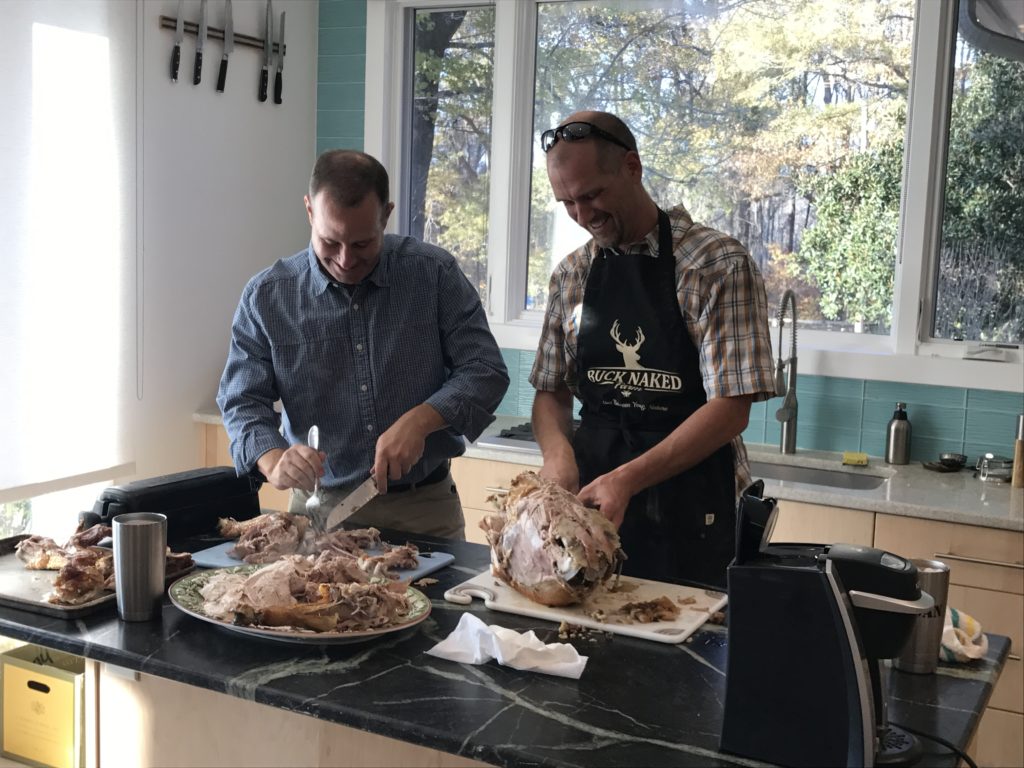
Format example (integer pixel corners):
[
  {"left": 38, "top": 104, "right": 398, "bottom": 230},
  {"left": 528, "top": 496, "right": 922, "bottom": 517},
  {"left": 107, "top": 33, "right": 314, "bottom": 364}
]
[{"left": 574, "top": 209, "right": 736, "bottom": 588}]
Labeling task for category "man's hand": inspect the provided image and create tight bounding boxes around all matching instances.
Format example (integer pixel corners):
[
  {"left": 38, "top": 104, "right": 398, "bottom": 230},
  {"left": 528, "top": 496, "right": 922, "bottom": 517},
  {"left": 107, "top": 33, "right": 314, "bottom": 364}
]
[
  {"left": 577, "top": 469, "right": 634, "bottom": 529},
  {"left": 373, "top": 404, "right": 445, "bottom": 493},
  {"left": 257, "top": 445, "right": 324, "bottom": 492}
]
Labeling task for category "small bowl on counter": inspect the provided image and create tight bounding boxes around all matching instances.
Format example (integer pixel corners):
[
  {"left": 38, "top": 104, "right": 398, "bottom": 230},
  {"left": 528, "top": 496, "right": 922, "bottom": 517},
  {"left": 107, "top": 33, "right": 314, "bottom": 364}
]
[{"left": 938, "top": 452, "right": 967, "bottom": 469}]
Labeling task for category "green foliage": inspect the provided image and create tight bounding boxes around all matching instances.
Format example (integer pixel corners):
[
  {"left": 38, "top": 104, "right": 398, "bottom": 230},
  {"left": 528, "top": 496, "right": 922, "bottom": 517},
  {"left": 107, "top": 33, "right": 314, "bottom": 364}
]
[
  {"left": 795, "top": 138, "right": 903, "bottom": 326},
  {"left": 0, "top": 500, "right": 31, "bottom": 538}
]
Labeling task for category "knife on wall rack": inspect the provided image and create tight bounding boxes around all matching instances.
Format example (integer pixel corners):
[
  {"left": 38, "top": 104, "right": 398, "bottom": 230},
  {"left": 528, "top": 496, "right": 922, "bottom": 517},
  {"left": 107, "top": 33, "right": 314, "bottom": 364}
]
[
  {"left": 258, "top": 0, "right": 273, "bottom": 102},
  {"left": 273, "top": 11, "right": 285, "bottom": 105},
  {"left": 216, "top": 0, "right": 233, "bottom": 93},
  {"left": 192, "top": 0, "right": 208, "bottom": 85},
  {"left": 157, "top": 16, "right": 285, "bottom": 57}
]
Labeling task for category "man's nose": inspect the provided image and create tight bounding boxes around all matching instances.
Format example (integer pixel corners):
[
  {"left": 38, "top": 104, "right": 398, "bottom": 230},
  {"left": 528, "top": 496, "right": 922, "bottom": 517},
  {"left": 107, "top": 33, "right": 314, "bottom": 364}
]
[{"left": 338, "top": 245, "right": 356, "bottom": 267}]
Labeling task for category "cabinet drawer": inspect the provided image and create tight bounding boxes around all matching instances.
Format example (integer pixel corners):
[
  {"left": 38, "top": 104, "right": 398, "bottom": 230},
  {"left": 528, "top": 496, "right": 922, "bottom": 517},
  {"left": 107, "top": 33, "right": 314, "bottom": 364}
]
[
  {"left": 767, "top": 500, "right": 874, "bottom": 547},
  {"left": 874, "top": 516, "right": 1023, "bottom": 595},
  {"left": 974, "top": 707, "right": 1023, "bottom": 768},
  {"left": 990, "top": 657, "right": 1023, "bottom": 715},
  {"left": 451, "top": 457, "right": 532, "bottom": 510}
]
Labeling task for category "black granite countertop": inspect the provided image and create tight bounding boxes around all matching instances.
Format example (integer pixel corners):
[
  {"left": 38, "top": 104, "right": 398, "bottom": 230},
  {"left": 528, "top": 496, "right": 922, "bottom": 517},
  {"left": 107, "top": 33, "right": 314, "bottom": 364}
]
[{"left": 0, "top": 531, "right": 1009, "bottom": 767}]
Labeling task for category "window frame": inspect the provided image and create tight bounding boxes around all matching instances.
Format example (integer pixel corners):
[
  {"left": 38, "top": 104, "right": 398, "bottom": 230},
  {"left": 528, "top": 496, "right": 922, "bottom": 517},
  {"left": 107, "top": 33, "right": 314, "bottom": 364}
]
[{"left": 365, "top": 0, "right": 1022, "bottom": 392}]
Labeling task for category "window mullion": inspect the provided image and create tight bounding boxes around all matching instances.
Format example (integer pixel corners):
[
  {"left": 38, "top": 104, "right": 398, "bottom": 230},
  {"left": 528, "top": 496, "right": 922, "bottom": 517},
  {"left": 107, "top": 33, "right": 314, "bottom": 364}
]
[
  {"left": 893, "top": 0, "right": 958, "bottom": 356},
  {"left": 486, "top": 0, "right": 537, "bottom": 323}
]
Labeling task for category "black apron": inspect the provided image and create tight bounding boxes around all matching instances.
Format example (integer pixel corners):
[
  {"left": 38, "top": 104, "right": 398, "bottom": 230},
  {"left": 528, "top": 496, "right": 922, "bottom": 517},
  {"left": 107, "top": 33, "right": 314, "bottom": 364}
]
[{"left": 574, "top": 209, "right": 736, "bottom": 589}]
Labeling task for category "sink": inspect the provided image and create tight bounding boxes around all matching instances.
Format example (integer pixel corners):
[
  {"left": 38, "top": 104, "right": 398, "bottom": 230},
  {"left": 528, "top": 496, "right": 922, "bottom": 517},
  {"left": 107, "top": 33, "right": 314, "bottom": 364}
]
[{"left": 749, "top": 461, "right": 887, "bottom": 491}]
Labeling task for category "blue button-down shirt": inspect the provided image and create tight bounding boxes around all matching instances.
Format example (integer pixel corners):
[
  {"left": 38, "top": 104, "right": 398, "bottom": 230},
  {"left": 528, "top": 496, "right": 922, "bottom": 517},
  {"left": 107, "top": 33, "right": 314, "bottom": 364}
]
[{"left": 216, "top": 236, "right": 509, "bottom": 490}]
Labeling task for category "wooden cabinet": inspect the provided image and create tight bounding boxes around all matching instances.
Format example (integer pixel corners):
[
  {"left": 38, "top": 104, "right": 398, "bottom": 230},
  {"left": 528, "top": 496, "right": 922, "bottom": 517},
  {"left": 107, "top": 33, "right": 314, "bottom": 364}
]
[
  {"left": 198, "top": 423, "right": 290, "bottom": 512},
  {"left": 874, "top": 514, "right": 1024, "bottom": 768},
  {"left": 450, "top": 457, "right": 528, "bottom": 545},
  {"left": 95, "top": 663, "right": 485, "bottom": 767},
  {"left": 767, "top": 499, "right": 874, "bottom": 547}
]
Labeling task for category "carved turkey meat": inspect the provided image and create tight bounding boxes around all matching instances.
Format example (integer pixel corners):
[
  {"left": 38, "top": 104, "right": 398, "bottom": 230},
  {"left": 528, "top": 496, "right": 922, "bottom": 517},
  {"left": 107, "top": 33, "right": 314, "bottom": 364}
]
[{"left": 480, "top": 471, "right": 625, "bottom": 607}]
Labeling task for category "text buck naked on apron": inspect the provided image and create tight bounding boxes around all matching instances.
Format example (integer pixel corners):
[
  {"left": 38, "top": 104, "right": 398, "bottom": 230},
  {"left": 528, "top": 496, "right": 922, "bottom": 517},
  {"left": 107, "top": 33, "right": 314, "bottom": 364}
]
[{"left": 574, "top": 209, "right": 735, "bottom": 589}]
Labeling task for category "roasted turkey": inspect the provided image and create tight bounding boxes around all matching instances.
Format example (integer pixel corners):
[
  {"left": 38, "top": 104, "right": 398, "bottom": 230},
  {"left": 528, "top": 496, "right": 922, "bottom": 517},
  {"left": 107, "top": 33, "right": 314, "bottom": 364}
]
[{"left": 480, "top": 471, "right": 625, "bottom": 607}]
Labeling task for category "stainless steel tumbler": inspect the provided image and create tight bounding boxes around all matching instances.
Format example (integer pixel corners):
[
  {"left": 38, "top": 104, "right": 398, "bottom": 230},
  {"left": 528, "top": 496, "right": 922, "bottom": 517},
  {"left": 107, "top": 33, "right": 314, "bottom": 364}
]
[
  {"left": 894, "top": 558, "right": 950, "bottom": 674},
  {"left": 113, "top": 512, "right": 167, "bottom": 621}
]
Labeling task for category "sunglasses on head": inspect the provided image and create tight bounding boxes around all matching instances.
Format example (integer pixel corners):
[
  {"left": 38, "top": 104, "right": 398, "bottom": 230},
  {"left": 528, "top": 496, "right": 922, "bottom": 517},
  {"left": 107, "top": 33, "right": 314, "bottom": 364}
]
[{"left": 540, "top": 121, "right": 634, "bottom": 153}]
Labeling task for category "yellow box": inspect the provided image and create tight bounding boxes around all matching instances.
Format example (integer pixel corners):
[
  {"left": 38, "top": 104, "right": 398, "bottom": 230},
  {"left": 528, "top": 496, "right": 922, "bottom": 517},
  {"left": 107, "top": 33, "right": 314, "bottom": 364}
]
[{"left": 1, "top": 644, "right": 84, "bottom": 768}]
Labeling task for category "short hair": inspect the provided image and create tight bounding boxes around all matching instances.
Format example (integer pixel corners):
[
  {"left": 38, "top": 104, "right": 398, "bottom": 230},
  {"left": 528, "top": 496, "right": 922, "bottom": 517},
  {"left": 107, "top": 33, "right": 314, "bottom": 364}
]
[{"left": 309, "top": 150, "right": 390, "bottom": 208}]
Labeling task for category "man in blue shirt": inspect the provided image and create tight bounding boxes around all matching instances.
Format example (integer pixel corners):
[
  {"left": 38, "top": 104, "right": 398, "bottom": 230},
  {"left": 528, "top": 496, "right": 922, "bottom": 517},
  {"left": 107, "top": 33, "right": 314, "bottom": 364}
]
[{"left": 217, "top": 150, "right": 509, "bottom": 539}]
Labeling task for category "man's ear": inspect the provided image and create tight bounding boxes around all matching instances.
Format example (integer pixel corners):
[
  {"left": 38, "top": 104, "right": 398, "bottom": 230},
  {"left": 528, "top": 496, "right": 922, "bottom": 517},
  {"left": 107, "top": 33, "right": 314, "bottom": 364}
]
[
  {"left": 304, "top": 195, "right": 314, "bottom": 225},
  {"left": 381, "top": 201, "right": 395, "bottom": 228}
]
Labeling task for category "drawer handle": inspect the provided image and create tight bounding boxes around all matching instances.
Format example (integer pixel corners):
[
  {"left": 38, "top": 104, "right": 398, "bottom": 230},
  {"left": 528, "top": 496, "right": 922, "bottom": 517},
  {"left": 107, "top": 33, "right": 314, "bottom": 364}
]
[
  {"left": 1009, "top": 654, "right": 1021, "bottom": 662},
  {"left": 934, "top": 552, "right": 1024, "bottom": 570},
  {"left": 484, "top": 486, "right": 509, "bottom": 496}
]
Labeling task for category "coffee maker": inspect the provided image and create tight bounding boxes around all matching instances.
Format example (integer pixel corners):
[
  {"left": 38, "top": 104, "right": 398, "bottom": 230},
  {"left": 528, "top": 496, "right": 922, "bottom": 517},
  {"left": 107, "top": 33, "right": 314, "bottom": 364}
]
[{"left": 720, "top": 483, "right": 934, "bottom": 767}]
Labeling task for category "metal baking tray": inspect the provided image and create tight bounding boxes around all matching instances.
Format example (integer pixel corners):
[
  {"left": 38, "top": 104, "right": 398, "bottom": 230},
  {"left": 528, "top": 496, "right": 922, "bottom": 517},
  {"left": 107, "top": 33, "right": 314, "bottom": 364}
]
[{"left": 0, "top": 535, "right": 116, "bottom": 619}]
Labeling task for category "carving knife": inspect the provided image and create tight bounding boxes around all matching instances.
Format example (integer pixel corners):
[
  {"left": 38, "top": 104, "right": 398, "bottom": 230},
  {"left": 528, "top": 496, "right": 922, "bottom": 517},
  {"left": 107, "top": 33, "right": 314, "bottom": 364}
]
[
  {"left": 170, "top": 0, "right": 184, "bottom": 82},
  {"left": 325, "top": 476, "right": 379, "bottom": 531},
  {"left": 193, "top": 0, "right": 208, "bottom": 85},
  {"left": 216, "top": 0, "right": 233, "bottom": 93},
  {"left": 273, "top": 11, "right": 286, "bottom": 105},
  {"left": 259, "top": 0, "right": 273, "bottom": 102}
]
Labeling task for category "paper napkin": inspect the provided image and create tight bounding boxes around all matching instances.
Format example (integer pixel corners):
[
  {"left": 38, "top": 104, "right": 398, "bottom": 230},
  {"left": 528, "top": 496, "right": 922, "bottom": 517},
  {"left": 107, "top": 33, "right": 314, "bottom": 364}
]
[{"left": 426, "top": 613, "right": 588, "bottom": 679}]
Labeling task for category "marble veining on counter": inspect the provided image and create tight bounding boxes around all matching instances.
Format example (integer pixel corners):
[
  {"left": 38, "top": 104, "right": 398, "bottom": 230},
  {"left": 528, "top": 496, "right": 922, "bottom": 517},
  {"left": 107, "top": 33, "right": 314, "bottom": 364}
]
[{"left": 0, "top": 533, "right": 1009, "bottom": 768}]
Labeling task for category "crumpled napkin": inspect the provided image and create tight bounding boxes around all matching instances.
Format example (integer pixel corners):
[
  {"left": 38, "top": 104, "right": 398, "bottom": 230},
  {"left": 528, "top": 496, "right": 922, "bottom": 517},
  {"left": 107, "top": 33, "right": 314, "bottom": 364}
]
[
  {"left": 940, "top": 606, "right": 989, "bottom": 663},
  {"left": 426, "top": 613, "right": 588, "bottom": 679}
]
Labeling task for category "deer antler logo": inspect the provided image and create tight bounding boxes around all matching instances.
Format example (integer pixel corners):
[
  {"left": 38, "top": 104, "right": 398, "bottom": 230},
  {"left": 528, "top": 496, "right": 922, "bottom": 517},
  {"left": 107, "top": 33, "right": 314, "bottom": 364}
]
[{"left": 610, "top": 320, "right": 645, "bottom": 369}]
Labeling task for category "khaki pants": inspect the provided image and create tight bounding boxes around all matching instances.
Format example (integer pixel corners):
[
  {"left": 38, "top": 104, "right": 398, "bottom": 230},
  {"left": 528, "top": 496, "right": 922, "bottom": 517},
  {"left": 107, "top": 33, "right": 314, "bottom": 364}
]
[{"left": 289, "top": 471, "right": 466, "bottom": 540}]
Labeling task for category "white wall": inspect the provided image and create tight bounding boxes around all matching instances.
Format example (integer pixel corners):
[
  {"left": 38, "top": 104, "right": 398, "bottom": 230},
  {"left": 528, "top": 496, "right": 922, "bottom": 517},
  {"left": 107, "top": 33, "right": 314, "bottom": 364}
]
[{"left": 134, "top": 0, "right": 317, "bottom": 479}]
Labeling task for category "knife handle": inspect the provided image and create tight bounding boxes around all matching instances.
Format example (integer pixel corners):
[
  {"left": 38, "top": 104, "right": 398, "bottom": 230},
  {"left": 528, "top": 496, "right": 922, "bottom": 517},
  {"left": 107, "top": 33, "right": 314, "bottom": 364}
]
[
  {"left": 193, "top": 50, "right": 203, "bottom": 85},
  {"left": 170, "top": 44, "right": 181, "bottom": 82},
  {"left": 274, "top": 70, "right": 283, "bottom": 104},
  {"left": 217, "top": 58, "right": 228, "bottom": 93},
  {"left": 259, "top": 66, "right": 268, "bottom": 102}
]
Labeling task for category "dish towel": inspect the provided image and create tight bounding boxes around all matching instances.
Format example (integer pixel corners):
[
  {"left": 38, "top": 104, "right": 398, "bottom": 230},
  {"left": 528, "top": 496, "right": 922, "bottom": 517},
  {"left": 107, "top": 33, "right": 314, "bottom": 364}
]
[
  {"left": 426, "top": 613, "right": 588, "bottom": 679},
  {"left": 940, "top": 606, "right": 989, "bottom": 663}
]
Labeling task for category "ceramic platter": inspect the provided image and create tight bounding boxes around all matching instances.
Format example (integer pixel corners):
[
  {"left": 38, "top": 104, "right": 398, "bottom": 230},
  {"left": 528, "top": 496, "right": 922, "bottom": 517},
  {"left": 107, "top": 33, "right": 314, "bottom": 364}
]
[{"left": 168, "top": 565, "right": 431, "bottom": 645}]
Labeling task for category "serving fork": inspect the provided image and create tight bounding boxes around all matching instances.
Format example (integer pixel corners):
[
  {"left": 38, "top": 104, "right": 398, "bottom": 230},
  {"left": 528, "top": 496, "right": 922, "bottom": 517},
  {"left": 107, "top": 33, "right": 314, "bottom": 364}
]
[{"left": 305, "top": 425, "right": 325, "bottom": 534}]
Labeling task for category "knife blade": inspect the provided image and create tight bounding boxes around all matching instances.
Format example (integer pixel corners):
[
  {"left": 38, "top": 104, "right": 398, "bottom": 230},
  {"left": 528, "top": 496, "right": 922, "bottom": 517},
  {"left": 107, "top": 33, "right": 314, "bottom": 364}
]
[
  {"left": 325, "top": 476, "right": 379, "bottom": 531},
  {"left": 216, "top": 0, "right": 233, "bottom": 93},
  {"left": 273, "top": 11, "right": 286, "bottom": 105},
  {"left": 259, "top": 0, "right": 273, "bottom": 102},
  {"left": 170, "top": 0, "right": 184, "bottom": 82},
  {"left": 193, "top": 0, "right": 208, "bottom": 85}
]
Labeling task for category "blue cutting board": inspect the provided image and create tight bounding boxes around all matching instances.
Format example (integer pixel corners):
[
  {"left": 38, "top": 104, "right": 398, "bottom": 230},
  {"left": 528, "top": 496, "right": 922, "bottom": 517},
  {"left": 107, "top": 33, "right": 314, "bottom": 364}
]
[{"left": 190, "top": 541, "right": 454, "bottom": 581}]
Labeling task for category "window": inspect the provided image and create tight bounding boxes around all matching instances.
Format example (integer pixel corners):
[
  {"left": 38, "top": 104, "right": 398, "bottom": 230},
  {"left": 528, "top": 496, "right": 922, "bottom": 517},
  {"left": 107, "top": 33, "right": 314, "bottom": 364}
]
[
  {"left": 404, "top": 6, "right": 495, "bottom": 295},
  {"left": 527, "top": 0, "right": 914, "bottom": 333},
  {"left": 931, "top": 2, "right": 1024, "bottom": 343},
  {"left": 366, "top": 0, "right": 1022, "bottom": 390},
  {"left": 0, "top": 1, "right": 137, "bottom": 527}
]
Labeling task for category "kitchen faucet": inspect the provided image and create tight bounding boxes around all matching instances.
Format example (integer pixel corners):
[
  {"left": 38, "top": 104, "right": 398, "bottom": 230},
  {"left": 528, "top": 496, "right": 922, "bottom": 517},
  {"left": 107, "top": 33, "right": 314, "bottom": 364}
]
[{"left": 775, "top": 289, "right": 798, "bottom": 453}]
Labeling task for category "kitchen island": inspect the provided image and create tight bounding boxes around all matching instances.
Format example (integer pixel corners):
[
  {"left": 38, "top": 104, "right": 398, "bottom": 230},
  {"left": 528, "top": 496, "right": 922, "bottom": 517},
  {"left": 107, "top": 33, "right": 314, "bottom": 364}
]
[{"left": 0, "top": 531, "right": 1009, "bottom": 768}]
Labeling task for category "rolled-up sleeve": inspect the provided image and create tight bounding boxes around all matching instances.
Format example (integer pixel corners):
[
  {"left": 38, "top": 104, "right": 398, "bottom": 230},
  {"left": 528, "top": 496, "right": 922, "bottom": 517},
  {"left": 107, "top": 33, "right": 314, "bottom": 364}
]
[
  {"left": 424, "top": 261, "right": 509, "bottom": 442},
  {"left": 215, "top": 282, "right": 289, "bottom": 475}
]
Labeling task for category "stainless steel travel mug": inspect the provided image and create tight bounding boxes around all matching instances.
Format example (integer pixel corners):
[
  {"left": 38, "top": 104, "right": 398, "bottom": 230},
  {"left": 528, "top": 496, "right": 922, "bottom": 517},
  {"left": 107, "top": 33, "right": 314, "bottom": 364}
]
[
  {"left": 113, "top": 512, "right": 167, "bottom": 621},
  {"left": 894, "top": 558, "right": 950, "bottom": 674}
]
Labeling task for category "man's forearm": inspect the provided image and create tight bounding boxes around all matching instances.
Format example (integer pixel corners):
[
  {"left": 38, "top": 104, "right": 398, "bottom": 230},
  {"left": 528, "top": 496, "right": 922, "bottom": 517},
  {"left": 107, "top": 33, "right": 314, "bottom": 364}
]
[{"left": 532, "top": 388, "right": 575, "bottom": 459}]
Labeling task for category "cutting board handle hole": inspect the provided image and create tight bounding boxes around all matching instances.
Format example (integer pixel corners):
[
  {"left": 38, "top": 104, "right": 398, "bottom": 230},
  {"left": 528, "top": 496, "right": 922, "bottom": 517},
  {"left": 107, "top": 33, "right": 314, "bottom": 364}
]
[{"left": 27, "top": 680, "right": 51, "bottom": 694}]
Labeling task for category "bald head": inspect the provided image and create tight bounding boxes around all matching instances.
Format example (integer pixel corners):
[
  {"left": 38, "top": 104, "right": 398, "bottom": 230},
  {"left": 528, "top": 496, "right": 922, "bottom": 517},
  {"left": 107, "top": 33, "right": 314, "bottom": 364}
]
[{"left": 547, "top": 111, "right": 638, "bottom": 172}]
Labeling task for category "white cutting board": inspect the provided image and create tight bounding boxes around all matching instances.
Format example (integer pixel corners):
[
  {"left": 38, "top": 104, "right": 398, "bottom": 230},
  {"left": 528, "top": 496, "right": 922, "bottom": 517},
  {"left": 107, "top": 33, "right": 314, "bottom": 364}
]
[
  {"left": 191, "top": 541, "right": 454, "bottom": 582},
  {"left": 445, "top": 569, "right": 727, "bottom": 644}
]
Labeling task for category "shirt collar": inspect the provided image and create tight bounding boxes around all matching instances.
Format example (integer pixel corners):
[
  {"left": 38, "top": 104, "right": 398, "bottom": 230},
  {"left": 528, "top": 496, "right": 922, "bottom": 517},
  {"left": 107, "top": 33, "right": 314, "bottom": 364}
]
[{"left": 306, "top": 238, "right": 394, "bottom": 294}]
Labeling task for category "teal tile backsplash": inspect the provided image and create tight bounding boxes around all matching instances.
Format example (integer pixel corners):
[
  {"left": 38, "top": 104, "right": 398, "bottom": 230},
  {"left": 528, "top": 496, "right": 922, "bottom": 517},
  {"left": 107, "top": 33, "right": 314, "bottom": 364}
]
[
  {"left": 317, "top": 0, "right": 367, "bottom": 156},
  {"left": 495, "top": 348, "right": 1022, "bottom": 461}
]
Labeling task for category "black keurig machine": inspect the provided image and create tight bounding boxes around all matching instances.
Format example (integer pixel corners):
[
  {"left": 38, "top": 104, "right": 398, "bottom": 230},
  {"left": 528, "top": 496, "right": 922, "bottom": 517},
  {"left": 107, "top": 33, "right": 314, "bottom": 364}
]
[{"left": 720, "top": 483, "right": 934, "bottom": 767}]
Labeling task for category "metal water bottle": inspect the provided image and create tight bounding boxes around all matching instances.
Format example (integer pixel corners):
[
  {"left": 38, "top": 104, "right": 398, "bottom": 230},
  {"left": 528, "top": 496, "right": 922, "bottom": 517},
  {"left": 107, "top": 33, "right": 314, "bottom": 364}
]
[{"left": 885, "top": 402, "right": 911, "bottom": 465}]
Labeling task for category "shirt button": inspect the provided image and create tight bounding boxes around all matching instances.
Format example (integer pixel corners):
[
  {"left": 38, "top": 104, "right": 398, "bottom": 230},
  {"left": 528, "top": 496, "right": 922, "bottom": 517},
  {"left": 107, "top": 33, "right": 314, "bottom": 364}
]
[
  {"left": 360, "top": 384, "right": 367, "bottom": 392},
  {"left": 356, "top": 343, "right": 363, "bottom": 351},
  {"left": 366, "top": 424, "right": 373, "bottom": 432},
  {"left": 353, "top": 303, "right": 360, "bottom": 310}
]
